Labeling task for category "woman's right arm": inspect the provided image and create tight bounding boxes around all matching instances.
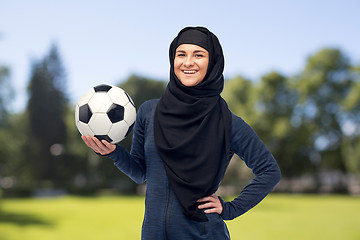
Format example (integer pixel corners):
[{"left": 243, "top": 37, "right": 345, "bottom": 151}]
[
  {"left": 109, "top": 103, "right": 147, "bottom": 184},
  {"left": 81, "top": 103, "right": 147, "bottom": 184}
]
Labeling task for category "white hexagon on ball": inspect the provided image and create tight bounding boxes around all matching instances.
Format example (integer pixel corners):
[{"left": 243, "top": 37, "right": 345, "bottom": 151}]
[
  {"left": 88, "top": 113, "right": 112, "bottom": 135},
  {"left": 77, "top": 88, "right": 95, "bottom": 107},
  {"left": 107, "top": 86, "right": 130, "bottom": 106},
  {"left": 77, "top": 121, "right": 95, "bottom": 136},
  {"left": 124, "top": 103, "right": 136, "bottom": 125},
  {"left": 108, "top": 121, "right": 130, "bottom": 143},
  {"left": 88, "top": 92, "right": 113, "bottom": 113}
]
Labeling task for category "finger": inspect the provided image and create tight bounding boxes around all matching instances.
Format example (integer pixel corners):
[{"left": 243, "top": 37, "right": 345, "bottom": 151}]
[
  {"left": 197, "top": 195, "right": 216, "bottom": 203},
  {"left": 84, "top": 136, "right": 103, "bottom": 153},
  {"left": 93, "top": 137, "right": 106, "bottom": 148},
  {"left": 102, "top": 139, "right": 114, "bottom": 149},
  {"left": 198, "top": 202, "right": 217, "bottom": 209},
  {"left": 204, "top": 207, "right": 221, "bottom": 214},
  {"left": 198, "top": 201, "right": 222, "bottom": 214},
  {"left": 92, "top": 137, "right": 112, "bottom": 154},
  {"left": 86, "top": 136, "right": 98, "bottom": 147},
  {"left": 93, "top": 137, "right": 111, "bottom": 151},
  {"left": 199, "top": 202, "right": 223, "bottom": 214},
  {"left": 92, "top": 137, "right": 117, "bottom": 155},
  {"left": 102, "top": 140, "right": 116, "bottom": 152},
  {"left": 81, "top": 135, "right": 91, "bottom": 146},
  {"left": 82, "top": 136, "right": 98, "bottom": 151},
  {"left": 197, "top": 197, "right": 211, "bottom": 203}
]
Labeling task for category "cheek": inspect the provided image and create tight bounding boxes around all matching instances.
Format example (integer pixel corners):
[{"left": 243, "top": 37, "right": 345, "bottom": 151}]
[
  {"left": 174, "top": 58, "right": 181, "bottom": 69},
  {"left": 201, "top": 62, "right": 209, "bottom": 75},
  {"left": 173, "top": 61, "right": 181, "bottom": 79}
]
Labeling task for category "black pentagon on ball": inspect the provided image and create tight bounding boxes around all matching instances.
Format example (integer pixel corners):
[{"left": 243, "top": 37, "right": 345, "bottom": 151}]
[
  {"left": 125, "top": 122, "right": 135, "bottom": 138},
  {"left": 79, "top": 104, "right": 92, "bottom": 123},
  {"left": 94, "top": 84, "right": 112, "bottom": 92},
  {"left": 107, "top": 103, "right": 124, "bottom": 123},
  {"left": 124, "top": 91, "right": 135, "bottom": 107},
  {"left": 95, "top": 135, "right": 113, "bottom": 143}
]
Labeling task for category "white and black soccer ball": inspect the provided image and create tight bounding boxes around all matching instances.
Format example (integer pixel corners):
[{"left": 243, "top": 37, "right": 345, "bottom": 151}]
[{"left": 75, "top": 84, "right": 136, "bottom": 143}]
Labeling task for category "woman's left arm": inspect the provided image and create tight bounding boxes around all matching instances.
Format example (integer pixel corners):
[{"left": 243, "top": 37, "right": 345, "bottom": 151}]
[{"left": 220, "top": 114, "right": 281, "bottom": 220}]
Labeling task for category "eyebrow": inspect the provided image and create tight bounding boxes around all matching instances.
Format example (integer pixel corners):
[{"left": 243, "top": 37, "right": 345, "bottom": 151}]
[{"left": 176, "top": 50, "right": 208, "bottom": 53}]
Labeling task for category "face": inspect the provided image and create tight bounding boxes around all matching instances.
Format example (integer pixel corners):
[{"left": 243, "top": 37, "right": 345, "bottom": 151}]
[{"left": 174, "top": 44, "right": 209, "bottom": 87}]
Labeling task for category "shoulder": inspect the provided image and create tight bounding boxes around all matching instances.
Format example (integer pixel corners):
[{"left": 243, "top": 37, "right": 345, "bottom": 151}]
[
  {"left": 138, "top": 99, "right": 159, "bottom": 113},
  {"left": 136, "top": 99, "right": 159, "bottom": 125},
  {"left": 230, "top": 112, "right": 247, "bottom": 130},
  {"left": 230, "top": 112, "right": 257, "bottom": 141},
  {"left": 138, "top": 99, "right": 159, "bottom": 115}
]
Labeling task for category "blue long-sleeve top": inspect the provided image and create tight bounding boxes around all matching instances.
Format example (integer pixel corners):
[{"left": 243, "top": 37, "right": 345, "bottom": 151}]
[{"left": 105, "top": 99, "right": 281, "bottom": 239}]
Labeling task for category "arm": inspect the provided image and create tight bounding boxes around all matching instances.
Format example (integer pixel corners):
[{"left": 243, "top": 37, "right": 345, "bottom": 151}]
[
  {"left": 107, "top": 104, "right": 147, "bottom": 184},
  {"left": 220, "top": 114, "right": 281, "bottom": 220},
  {"left": 81, "top": 103, "right": 147, "bottom": 184}
]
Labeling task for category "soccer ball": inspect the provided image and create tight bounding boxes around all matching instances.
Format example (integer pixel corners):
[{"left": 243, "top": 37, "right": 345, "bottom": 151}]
[{"left": 75, "top": 84, "right": 136, "bottom": 143}]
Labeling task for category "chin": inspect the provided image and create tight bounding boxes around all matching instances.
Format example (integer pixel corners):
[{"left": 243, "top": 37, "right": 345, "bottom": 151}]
[{"left": 179, "top": 79, "right": 201, "bottom": 87}]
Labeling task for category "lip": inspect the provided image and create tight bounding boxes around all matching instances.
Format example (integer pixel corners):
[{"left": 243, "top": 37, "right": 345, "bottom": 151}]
[{"left": 182, "top": 70, "right": 198, "bottom": 74}]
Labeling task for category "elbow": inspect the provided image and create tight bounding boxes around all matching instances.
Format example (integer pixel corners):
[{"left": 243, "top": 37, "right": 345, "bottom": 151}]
[
  {"left": 133, "top": 174, "right": 146, "bottom": 185},
  {"left": 134, "top": 178, "right": 146, "bottom": 185}
]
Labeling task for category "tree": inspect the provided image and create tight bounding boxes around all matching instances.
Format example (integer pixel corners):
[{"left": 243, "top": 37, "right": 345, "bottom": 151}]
[
  {"left": 117, "top": 74, "right": 166, "bottom": 152},
  {"left": 26, "top": 44, "right": 68, "bottom": 187},
  {"left": 255, "top": 72, "right": 314, "bottom": 177},
  {"left": 0, "top": 112, "right": 34, "bottom": 197},
  {"left": 119, "top": 74, "right": 167, "bottom": 108},
  {"left": 341, "top": 64, "right": 360, "bottom": 176},
  {"left": 0, "top": 65, "right": 34, "bottom": 196},
  {"left": 222, "top": 75, "right": 257, "bottom": 124},
  {"left": 296, "top": 48, "right": 353, "bottom": 172},
  {"left": 0, "top": 65, "right": 13, "bottom": 126}
]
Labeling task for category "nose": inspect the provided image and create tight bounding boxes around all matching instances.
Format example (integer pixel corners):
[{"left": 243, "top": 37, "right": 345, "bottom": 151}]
[{"left": 184, "top": 56, "right": 194, "bottom": 67}]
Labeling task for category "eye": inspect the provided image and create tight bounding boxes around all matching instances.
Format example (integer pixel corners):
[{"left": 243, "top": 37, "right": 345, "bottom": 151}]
[
  {"left": 176, "top": 53, "right": 185, "bottom": 57},
  {"left": 195, "top": 54, "right": 204, "bottom": 58}
]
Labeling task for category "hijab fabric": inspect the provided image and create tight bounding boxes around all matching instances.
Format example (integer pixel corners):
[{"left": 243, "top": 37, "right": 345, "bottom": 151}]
[{"left": 154, "top": 26, "right": 232, "bottom": 222}]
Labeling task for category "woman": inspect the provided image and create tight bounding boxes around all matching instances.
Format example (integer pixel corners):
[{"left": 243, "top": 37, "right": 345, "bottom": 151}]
[{"left": 82, "top": 26, "right": 281, "bottom": 239}]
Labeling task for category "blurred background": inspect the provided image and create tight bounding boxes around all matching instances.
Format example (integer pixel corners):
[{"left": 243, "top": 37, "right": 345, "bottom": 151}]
[{"left": 0, "top": 0, "right": 359, "bottom": 239}]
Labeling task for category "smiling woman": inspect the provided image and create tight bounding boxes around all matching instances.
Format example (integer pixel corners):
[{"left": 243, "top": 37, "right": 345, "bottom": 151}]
[
  {"left": 81, "top": 26, "right": 281, "bottom": 240},
  {"left": 174, "top": 44, "right": 209, "bottom": 87}
]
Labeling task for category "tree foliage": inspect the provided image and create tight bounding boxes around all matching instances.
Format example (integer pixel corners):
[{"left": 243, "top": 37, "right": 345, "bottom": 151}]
[
  {"left": 256, "top": 72, "right": 314, "bottom": 176},
  {"left": 116, "top": 74, "right": 166, "bottom": 152},
  {"left": 26, "top": 44, "right": 68, "bottom": 186},
  {"left": 223, "top": 76, "right": 257, "bottom": 124},
  {"left": 223, "top": 49, "right": 360, "bottom": 182},
  {"left": 296, "top": 49, "right": 354, "bottom": 172},
  {"left": 0, "top": 65, "right": 13, "bottom": 126}
]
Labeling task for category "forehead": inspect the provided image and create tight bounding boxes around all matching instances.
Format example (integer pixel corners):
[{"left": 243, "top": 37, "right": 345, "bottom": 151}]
[{"left": 176, "top": 44, "right": 208, "bottom": 53}]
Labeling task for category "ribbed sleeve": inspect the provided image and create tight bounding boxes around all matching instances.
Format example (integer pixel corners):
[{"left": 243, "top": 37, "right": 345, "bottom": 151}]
[
  {"left": 106, "top": 102, "right": 148, "bottom": 184},
  {"left": 220, "top": 114, "right": 281, "bottom": 220}
]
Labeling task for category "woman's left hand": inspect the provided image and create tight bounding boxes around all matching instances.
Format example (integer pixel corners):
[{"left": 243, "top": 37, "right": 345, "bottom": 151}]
[{"left": 197, "top": 194, "right": 223, "bottom": 214}]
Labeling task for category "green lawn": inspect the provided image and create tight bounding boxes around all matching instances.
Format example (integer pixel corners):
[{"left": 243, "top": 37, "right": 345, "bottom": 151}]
[{"left": 0, "top": 194, "right": 359, "bottom": 239}]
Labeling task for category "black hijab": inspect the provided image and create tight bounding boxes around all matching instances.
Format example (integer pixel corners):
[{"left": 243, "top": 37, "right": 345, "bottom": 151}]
[{"left": 154, "top": 26, "right": 232, "bottom": 222}]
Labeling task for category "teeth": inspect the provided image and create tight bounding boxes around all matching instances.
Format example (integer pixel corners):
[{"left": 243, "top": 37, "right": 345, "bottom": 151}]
[{"left": 183, "top": 70, "right": 196, "bottom": 74}]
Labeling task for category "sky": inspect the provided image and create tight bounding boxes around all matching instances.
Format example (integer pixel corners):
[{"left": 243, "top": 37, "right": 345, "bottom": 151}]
[{"left": 1, "top": 0, "right": 359, "bottom": 113}]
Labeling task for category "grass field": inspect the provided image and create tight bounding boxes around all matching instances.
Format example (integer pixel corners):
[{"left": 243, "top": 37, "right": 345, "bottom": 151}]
[{"left": 0, "top": 194, "right": 359, "bottom": 239}]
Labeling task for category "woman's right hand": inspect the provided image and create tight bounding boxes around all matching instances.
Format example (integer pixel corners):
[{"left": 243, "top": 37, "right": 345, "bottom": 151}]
[{"left": 81, "top": 136, "right": 116, "bottom": 155}]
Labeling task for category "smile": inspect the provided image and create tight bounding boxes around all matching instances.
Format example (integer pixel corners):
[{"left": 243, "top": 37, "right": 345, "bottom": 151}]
[{"left": 182, "top": 70, "right": 197, "bottom": 74}]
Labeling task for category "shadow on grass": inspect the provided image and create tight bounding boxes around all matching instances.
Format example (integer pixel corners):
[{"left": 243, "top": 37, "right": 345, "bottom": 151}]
[{"left": 0, "top": 210, "right": 54, "bottom": 227}]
